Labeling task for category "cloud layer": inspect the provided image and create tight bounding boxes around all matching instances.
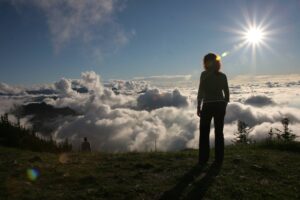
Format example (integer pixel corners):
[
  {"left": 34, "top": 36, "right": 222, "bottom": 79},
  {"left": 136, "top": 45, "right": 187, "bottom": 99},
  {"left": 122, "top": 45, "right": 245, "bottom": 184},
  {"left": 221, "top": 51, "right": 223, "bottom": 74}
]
[
  {"left": 243, "top": 95, "right": 275, "bottom": 107},
  {"left": 137, "top": 88, "right": 188, "bottom": 111},
  {"left": 1, "top": 72, "right": 300, "bottom": 151}
]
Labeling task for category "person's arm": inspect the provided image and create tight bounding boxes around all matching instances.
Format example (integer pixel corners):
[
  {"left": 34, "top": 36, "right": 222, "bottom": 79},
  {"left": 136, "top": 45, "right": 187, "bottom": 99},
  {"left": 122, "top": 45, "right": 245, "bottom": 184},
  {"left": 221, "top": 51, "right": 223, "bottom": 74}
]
[
  {"left": 197, "top": 73, "right": 204, "bottom": 117},
  {"left": 223, "top": 74, "right": 230, "bottom": 103}
]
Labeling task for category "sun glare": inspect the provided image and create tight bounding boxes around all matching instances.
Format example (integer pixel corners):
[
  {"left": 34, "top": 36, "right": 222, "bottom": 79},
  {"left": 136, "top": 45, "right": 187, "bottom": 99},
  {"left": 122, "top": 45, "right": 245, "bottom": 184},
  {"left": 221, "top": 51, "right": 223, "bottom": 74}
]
[{"left": 245, "top": 27, "right": 264, "bottom": 45}]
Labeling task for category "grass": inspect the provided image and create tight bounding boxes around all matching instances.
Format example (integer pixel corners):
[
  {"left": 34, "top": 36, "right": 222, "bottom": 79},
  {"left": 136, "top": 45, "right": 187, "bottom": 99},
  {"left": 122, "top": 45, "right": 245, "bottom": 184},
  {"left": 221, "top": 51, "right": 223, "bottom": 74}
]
[{"left": 0, "top": 142, "right": 300, "bottom": 200}]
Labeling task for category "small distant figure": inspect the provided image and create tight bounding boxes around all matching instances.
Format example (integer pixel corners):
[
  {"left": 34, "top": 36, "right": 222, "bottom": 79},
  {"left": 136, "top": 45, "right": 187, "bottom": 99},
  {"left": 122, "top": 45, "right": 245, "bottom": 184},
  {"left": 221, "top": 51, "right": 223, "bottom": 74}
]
[{"left": 81, "top": 137, "right": 91, "bottom": 152}]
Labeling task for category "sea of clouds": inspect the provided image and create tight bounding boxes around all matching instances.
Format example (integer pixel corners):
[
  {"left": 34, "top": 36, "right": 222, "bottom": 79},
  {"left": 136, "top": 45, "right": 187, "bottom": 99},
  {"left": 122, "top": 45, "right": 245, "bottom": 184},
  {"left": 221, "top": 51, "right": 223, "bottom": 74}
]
[{"left": 1, "top": 71, "right": 300, "bottom": 152}]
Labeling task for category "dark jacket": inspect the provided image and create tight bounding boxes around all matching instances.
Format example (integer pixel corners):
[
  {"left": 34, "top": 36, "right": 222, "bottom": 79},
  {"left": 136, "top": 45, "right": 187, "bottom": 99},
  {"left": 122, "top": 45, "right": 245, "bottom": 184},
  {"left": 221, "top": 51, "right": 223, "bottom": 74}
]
[
  {"left": 81, "top": 141, "right": 91, "bottom": 152},
  {"left": 197, "top": 70, "right": 229, "bottom": 107}
]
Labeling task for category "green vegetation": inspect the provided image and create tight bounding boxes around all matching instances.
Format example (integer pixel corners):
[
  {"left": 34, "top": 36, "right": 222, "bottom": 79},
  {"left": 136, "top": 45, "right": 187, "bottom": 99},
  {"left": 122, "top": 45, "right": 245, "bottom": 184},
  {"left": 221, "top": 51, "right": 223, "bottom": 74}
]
[
  {"left": 0, "top": 113, "right": 72, "bottom": 153},
  {"left": 233, "top": 120, "right": 254, "bottom": 144},
  {"left": 1, "top": 142, "right": 300, "bottom": 200},
  {"left": 1, "top": 114, "right": 299, "bottom": 199},
  {"left": 234, "top": 117, "right": 297, "bottom": 144},
  {"left": 268, "top": 118, "right": 297, "bottom": 142}
]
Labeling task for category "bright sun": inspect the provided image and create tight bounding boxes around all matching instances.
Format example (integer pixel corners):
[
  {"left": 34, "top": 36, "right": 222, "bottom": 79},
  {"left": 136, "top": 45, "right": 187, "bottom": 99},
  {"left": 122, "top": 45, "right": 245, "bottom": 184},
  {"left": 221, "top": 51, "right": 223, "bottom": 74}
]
[
  {"left": 245, "top": 27, "right": 264, "bottom": 45},
  {"left": 221, "top": 17, "right": 274, "bottom": 59}
]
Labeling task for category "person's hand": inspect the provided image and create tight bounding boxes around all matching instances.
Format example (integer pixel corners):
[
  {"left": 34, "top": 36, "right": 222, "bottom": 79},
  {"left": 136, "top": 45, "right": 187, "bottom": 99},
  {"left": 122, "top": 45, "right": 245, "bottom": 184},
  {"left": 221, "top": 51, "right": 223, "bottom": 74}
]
[{"left": 197, "top": 108, "right": 201, "bottom": 118}]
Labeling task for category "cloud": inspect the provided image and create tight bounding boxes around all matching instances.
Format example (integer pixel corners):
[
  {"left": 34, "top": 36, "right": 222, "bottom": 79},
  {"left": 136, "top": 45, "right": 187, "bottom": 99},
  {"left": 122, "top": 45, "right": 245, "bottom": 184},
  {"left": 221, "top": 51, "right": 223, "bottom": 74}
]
[
  {"left": 133, "top": 75, "right": 193, "bottom": 88},
  {"left": 286, "top": 81, "right": 300, "bottom": 87},
  {"left": 2, "top": 71, "right": 193, "bottom": 151},
  {"left": 106, "top": 80, "right": 149, "bottom": 95},
  {"left": 53, "top": 71, "right": 104, "bottom": 97},
  {"left": 26, "top": 89, "right": 57, "bottom": 95},
  {"left": 0, "top": 97, "right": 25, "bottom": 115},
  {"left": 12, "top": 0, "right": 130, "bottom": 54},
  {"left": 265, "top": 81, "right": 280, "bottom": 88},
  {"left": 137, "top": 88, "right": 189, "bottom": 111},
  {"left": 54, "top": 106, "right": 198, "bottom": 152},
  {"left": 55, "top": 78, "right": 77, "bottom": 97},
  {"left": 134, "top": 75, "right": 192, "bottom": 81},
  {"left": 230, "top": 74, "right": 300, "bottom": 86},
  {"left": 80, "top": 71, "right": 103, "bottom": 94},
  {"left": 0, "top": 82, "right": 24, "bottom": 95},
  {"left": 48, "top": 71, "right": 136, "bottom": 113},
  {"left": 225, "top": 102, "right": 300, "bottom": 126},
  {"left": 244, "top": 95, "right": 275, "bottom": 107},
  {"left": 2, "top": 72, "right": 300, "bottom": 151}
]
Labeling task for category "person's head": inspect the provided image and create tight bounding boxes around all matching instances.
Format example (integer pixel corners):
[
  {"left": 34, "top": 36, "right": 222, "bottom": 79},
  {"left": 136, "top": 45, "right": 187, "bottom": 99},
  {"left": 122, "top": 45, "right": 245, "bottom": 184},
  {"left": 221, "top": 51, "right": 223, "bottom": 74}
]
[
  {"left": 203, "top": 53, "right": 221, "bottom": 72},
  {"left": 84, "top": 137, "right": 87, "bottom": 142}
]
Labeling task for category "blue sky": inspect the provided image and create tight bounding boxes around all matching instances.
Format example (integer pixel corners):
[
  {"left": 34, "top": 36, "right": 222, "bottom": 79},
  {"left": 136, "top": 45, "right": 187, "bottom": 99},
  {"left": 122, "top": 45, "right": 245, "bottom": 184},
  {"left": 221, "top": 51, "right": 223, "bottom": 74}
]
[{"left": 1, "top": 0, "right": 300, "bottom": 84}]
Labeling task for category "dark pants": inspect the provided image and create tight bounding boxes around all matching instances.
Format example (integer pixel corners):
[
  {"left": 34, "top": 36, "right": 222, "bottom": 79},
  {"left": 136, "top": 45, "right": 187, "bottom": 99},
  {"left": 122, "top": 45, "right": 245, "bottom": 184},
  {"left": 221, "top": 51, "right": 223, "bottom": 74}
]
[{"left": 199, "top": 101, "right": 227, "bottom": 163}]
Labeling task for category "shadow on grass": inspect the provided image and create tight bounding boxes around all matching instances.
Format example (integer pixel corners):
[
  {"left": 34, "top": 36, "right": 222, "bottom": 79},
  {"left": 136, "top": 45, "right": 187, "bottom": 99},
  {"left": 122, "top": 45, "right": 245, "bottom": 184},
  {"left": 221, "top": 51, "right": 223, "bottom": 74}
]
[{"left": 159, "top": 162, "right": 222, "bottom": 200}]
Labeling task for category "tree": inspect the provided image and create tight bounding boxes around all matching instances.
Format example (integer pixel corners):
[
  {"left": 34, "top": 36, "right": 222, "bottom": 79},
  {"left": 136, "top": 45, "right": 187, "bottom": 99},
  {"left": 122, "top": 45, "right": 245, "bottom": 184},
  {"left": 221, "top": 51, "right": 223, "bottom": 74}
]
[
  {"left": 268, "top": 118, "right": 296, "bottom": 142},
  {"left": 0, "top": 113, "right": 72, "bottom": 153},
  {"left": 233, "top": 120, "right": 253, "bottom": 144}
]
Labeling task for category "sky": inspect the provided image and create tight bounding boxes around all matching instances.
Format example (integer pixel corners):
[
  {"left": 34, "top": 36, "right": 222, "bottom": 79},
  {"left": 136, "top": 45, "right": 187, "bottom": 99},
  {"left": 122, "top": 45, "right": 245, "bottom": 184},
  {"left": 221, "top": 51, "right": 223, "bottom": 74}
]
[
  {"left": 1, "top": 0, "right": 300, "bottom": 151},
  {"left": 1, "top": 0, "right": 300, "bottom": 85}
]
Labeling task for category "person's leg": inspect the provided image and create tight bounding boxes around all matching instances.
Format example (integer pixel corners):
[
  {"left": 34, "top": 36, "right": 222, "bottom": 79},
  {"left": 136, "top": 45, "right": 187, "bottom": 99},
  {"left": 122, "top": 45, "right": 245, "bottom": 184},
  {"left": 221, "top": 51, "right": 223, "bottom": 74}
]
[
  {"left": 213, "top": 102, "right": 226, "bottom": 163},
  {"left": 199, "top": 104, "right": 213, "bottom": 164}
]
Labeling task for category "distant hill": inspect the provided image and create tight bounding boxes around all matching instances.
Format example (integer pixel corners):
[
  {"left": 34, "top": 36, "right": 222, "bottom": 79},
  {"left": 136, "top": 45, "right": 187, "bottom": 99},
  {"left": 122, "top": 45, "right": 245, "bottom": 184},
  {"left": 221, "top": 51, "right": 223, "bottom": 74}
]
[
  {"left": 19, "top": 102, "right": 77, "bottom": 118},
  {"left": 14, "top": 102, "right": 78, "bottom": 134},
  {"left": 0, "top": 142, "right": 299, "bottom": 200}
]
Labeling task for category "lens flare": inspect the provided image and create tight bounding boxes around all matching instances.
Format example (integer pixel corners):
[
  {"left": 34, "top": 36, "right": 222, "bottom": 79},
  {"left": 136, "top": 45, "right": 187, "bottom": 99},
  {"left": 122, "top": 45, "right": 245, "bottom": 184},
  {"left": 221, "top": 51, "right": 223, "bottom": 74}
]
[
  {"left": 221, "top": 52, "right": 229, "bottom": 57},
  {"left": 59, "top": 153, "right": 70, "bottom": 164},
  {"left": 26, "top": 168, "right": 40, "bottom": 181}
]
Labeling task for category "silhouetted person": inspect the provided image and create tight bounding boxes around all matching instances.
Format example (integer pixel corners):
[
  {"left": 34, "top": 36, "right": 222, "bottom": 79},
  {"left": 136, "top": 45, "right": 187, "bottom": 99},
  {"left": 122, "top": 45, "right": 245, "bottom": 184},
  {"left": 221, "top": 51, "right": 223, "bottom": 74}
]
[
  {"left": 197, "top": 53, "right": 230, "bottom": 165},
  {"left": 81, "top": 137, "right": 91, "bottom": 152}
]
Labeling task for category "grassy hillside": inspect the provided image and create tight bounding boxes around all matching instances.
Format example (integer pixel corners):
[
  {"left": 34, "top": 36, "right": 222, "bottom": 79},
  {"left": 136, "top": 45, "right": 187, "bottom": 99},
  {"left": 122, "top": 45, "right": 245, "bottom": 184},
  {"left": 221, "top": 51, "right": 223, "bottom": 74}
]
[{"left": 1, "top": 142, "right": 300, "bottom": 200}]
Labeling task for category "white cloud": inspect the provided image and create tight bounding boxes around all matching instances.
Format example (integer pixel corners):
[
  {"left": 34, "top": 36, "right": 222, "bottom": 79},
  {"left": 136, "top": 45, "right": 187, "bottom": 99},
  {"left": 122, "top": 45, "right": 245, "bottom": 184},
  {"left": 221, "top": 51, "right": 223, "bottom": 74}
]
[
  {"left": 230, "top": 74, "right": 300, "bottom": 85},
  {"left": 54, "top": 106, "right": 198, "bottom": 152},
  {"left": 243, "top": 95, "right": 275, "bottom": 107},
  {"left": 0, "top": 82, "right": 24, "bottom": 95},
  {"left": 225, "top": 102, "right": 300, "bottom": 126},
  {"left": 80, "top": 71, "right": 103, "bottom": 94},
  {"left": 137, "top": 88, "right": 188, "bottom": 111},
  {"left": 0, "top": 96, "right": 25, "bottom": 115},
  {"left": 134, "top": 75, "right": 192, "bottom": 81},
  {"left": 55, "top": 78, "right": 77, "bottom": 97},
  {"left": 106, "top": 79, "right": 149, "bottom": 95},
  {"left": 50, "top": 73, "right": 300, "bottom": 151},
  {"left": 133, "top": 75, "right": 194, "bottom": 88},
  {"left": 2, "top": 72, "right": 300, "bottom": 151}
]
